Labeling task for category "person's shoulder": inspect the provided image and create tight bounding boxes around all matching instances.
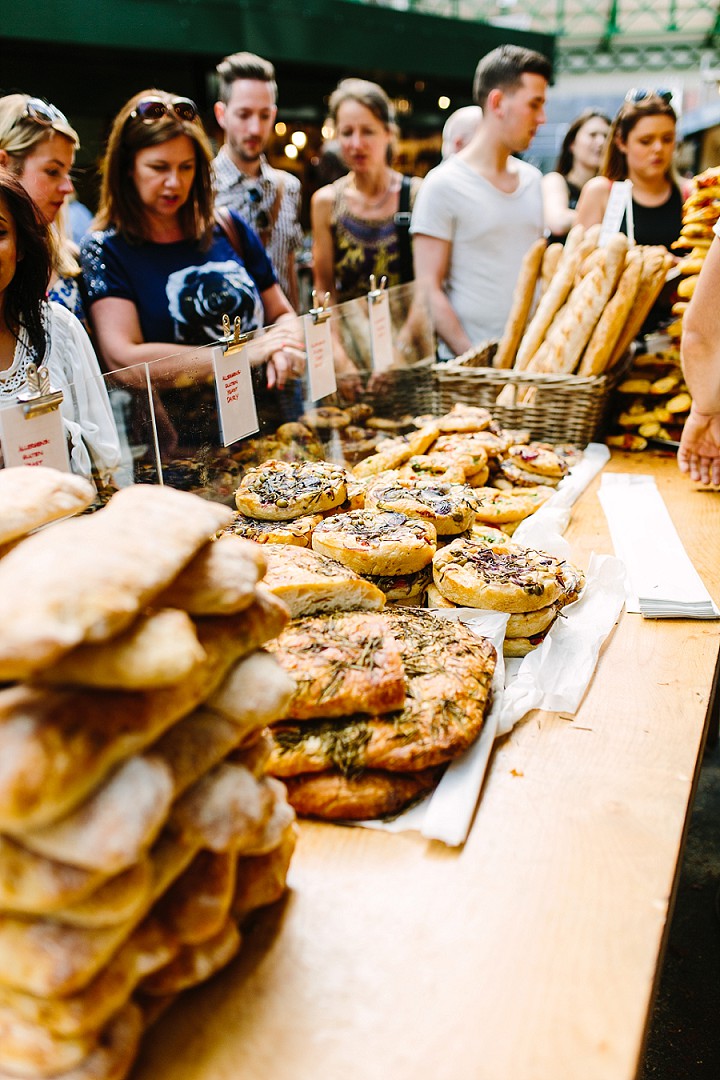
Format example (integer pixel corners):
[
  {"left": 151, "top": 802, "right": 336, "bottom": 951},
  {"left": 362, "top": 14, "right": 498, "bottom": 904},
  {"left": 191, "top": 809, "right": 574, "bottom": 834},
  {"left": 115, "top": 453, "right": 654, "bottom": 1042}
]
[
  {"left": 80, "top": 225, "right": 118, "bottom": 254},
  {"left": 513, "top": 157, "right": 543, "bottom": 184},
  {"left": 46, "top": 299, "right": 86, "bottom": 338},
  {"left": 311, "top": 182, "right": 337, "bottom": 209}
]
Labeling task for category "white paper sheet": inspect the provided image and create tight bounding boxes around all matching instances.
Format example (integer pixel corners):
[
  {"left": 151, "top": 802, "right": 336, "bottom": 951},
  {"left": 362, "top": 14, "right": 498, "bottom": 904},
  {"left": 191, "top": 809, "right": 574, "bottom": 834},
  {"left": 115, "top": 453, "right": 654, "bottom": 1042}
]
[{"left": 598, "top": 473, "right": 719, "bottom": 618}]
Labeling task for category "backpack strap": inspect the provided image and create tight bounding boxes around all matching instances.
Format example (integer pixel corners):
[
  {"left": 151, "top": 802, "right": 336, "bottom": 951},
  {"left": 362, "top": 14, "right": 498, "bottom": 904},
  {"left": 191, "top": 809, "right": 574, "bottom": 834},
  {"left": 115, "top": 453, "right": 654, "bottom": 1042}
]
[
  {"left": 214, "top": 206, "right": 247, "bottom": 262},
  {"left": 394, "top": 175, "right": 414, "bottom": 284}
]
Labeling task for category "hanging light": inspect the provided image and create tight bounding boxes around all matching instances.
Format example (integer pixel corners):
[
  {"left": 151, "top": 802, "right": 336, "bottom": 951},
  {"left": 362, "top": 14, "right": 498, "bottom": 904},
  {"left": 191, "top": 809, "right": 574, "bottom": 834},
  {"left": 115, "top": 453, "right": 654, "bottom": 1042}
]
[
  {"left": 275, "top": 121, "right": 287, "bottom": 135},
  {"left": 291, "top": 130, "right": 307, "bottom": 149},
  {"left": 284, "top": 143, "right": 299, "bottom": 160}
]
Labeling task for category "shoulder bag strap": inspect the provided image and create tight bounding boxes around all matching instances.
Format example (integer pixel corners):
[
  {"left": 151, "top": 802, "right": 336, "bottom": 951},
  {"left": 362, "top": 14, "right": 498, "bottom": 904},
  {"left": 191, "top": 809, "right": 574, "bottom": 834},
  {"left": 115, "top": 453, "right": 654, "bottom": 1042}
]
[
  {"left": 214, "top": 206, "right": 246, "bottom": 262},
  {"left": 394, "top": 175, "right": 414, "bottom": 284}
]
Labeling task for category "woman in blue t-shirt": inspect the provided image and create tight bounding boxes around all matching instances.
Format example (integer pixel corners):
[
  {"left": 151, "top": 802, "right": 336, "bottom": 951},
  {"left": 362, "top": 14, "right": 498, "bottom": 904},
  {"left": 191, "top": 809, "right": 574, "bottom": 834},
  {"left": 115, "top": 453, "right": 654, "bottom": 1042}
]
[{"left": 80, "top": 89, "right": 304, "bottom": 455}]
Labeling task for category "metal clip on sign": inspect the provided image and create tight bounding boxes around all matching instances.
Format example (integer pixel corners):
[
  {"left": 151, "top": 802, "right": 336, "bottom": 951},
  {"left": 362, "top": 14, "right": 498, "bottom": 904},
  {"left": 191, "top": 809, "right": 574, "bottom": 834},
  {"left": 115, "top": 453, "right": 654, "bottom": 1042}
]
[
  {"left": 367, "top": 273, "right": 388, "bottom": 304},
  {"left": 221, "top": 313, "right": 253, "bottom": 357},
  {"left": 16, "top": 363, "right": 64, "bottom": 419},
  {"left": 309, "top": 288, "right": 332, "bottom": 325}
]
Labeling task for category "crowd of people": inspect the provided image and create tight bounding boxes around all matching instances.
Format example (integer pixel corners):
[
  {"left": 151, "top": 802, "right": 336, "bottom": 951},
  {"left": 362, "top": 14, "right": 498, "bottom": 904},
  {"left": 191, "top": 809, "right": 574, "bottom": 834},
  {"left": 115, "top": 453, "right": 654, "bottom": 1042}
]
[{"left": 0, "top": 43, "right": 716, "bottom": 485}]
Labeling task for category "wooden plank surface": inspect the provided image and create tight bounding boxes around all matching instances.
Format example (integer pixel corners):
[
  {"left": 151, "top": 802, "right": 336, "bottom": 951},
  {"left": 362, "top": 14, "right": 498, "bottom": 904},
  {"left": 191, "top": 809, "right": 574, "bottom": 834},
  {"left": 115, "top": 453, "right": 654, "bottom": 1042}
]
[{"left": 133, "top": 449, "right": 720, "bottom": 1080}]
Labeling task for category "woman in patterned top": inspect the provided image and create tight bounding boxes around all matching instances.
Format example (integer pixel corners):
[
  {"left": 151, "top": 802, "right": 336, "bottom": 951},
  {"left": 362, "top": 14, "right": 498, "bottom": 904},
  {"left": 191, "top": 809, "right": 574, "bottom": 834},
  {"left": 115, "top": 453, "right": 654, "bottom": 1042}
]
[
  {"left": 0, "top": 94, "right": 86, "bottom": 324},
  {"left": 0, "top": 169, "right": 120, "bottom": 478},
  {"left": 311, "top": 79, "right": 421, "bottom": 395}
]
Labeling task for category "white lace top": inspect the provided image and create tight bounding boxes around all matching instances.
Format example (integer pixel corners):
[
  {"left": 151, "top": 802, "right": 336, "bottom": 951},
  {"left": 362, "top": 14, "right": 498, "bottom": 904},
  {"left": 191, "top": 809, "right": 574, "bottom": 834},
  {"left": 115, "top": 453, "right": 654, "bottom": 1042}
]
[{"left": 0, "top": 302, "right": 121, "bottom": 478}]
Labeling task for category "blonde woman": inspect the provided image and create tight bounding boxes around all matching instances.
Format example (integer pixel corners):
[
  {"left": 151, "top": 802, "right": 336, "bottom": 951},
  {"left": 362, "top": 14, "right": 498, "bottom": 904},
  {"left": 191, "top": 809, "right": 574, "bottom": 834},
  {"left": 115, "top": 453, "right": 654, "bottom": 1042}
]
[{"left": 0, "top": 94, "right": 85, "bottom": 321}]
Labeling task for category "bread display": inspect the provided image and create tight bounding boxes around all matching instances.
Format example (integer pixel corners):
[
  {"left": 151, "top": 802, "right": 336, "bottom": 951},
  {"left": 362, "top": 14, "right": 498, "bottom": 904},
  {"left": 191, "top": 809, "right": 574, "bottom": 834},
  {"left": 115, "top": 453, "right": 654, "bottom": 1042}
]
[
  {"left": 0, "top": 466, "right": 96, "bottom": 546},
  {"left": 0, "top": 482, "right": 297, "bottom": 1080}
]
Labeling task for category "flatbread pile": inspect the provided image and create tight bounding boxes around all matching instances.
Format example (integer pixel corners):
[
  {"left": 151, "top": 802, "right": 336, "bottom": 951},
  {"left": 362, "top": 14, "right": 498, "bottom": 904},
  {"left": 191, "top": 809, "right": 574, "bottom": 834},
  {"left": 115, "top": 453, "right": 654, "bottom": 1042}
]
[
  {"left": 0, "top": 481, "right": 297, "bottom": 1080},
  {"left": 265, "top": 607, "right": 497, "bottom": 820},
  {"left": 0, "top": 466, "right": 97, "bottom": 556},
  {"left": 432, "top": 534, "right": 585, "bottom": 657}
]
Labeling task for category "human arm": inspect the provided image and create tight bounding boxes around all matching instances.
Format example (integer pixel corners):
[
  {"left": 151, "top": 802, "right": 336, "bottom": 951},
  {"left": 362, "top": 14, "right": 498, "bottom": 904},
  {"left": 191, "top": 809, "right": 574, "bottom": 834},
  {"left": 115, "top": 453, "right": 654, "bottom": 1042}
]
[
  {"left": 412, "top": 233, "right": 472, "bottom": 357},
  {"left": 542, "top": 172, "right": 575, "bottom": 238},
  {"left": 574, "top": 176, "right": 611, "bottom": 230},
  {"left": 677, "top": 235, "right": 720, "bottom": 485}
]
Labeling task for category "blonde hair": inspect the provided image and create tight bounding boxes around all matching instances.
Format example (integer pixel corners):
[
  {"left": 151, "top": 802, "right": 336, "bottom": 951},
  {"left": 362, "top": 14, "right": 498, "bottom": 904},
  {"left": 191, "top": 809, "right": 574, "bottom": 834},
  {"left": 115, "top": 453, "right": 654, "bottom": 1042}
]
[{"left": 0, "top": 93, "right": 81, "bottom": 278}]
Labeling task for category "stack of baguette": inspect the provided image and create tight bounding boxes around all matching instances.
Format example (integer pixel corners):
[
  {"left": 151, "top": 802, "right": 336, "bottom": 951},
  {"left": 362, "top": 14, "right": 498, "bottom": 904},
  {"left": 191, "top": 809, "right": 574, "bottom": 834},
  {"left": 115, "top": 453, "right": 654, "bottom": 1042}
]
[
  {"left": 491, "top": 225, "right": 674, "bottom": 381},
  {"left": 0, "top": 475, "right": 297, "bottom": 1080}
]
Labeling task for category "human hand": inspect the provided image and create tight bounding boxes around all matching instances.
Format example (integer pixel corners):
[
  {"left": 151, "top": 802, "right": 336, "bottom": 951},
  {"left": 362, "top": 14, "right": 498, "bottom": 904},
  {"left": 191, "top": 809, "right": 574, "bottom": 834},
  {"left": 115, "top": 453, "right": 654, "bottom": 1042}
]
[
  {"left": 677, "top": 405, "right": 720, "bottom": 486},
  {"left": 335, "top": 359, "right": 364, "bottom": 403}
]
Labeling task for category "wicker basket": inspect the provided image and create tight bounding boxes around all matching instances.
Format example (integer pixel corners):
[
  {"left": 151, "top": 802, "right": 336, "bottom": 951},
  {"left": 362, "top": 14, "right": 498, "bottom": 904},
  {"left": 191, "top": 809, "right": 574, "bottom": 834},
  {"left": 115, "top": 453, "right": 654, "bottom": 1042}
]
[{"left": 433, "top": 343, "right": 630, "bottom": 446}]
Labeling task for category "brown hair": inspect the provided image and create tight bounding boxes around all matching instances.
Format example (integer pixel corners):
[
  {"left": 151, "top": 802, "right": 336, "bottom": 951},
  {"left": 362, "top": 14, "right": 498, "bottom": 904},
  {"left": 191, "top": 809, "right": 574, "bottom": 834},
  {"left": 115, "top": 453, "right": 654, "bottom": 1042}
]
[
  {"left": 555, "top": 108, "right": 611, "bottom": 176},
  {"left": 94, "top": 89, "right": 215, "bottom": 247},
  {"left": 473, "top": 44, "right": 553, "bottom": 109},
  {"left": 328, "top": 78, "right": 397, "bottom": 165},
  {"left": 216, "top": 52, "right": 277, "bottom": 105},
  {"left": 601, "top": 94, "right": 677, "bottom": 182}
]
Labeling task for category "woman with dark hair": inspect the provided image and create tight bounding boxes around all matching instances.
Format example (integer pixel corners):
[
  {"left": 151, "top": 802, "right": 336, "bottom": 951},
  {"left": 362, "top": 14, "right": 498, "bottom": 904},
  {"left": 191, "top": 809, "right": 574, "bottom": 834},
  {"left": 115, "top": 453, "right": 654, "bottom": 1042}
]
[
  {"left": 542, "top": 108, "right": 610, "bottom": 242},
  {"left": 310, "top": 78, "right": 422, "bottom": 392},
  {"left": 0, "top": 167, "right": 120, "bottom": 477},
  {"left": 80, "top": 89, "right": 304, "bottom": 451},
  {"left": 575, "top": 90, "right": 689, "bottom": 250}
]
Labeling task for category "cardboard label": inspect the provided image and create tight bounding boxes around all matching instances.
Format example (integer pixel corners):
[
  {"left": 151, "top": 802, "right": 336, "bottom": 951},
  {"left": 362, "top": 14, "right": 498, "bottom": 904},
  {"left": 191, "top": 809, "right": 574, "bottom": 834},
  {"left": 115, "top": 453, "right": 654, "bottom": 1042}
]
[
  {"left": 304, "top": 314, "right": 336, "bottom": 402},
  {"left": 367, "top": 289, "right": 394, "bottom": 374},
  {"left": 0, "top": 401, "right": 70, "bottom": 471},
  {"left": 211, "top": 343, "right": 259, "bottom": 447},
  {"left": 599, "top": 180, "right": 633, "bottom": 246}
]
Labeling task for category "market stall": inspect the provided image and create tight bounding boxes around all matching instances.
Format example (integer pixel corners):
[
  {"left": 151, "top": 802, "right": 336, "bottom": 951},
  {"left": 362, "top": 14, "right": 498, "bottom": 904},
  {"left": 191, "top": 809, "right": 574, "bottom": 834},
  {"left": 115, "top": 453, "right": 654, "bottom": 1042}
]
[{"left": 124, "top": 448, "right": 719, "bottom": 1080}]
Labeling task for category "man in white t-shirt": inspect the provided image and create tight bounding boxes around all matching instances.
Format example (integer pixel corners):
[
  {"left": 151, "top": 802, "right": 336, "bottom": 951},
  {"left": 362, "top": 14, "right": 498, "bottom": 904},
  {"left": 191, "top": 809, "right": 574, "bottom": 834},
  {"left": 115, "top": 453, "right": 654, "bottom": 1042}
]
[{"left": 411, "top": 45, "right": 553, "bottom": 358}]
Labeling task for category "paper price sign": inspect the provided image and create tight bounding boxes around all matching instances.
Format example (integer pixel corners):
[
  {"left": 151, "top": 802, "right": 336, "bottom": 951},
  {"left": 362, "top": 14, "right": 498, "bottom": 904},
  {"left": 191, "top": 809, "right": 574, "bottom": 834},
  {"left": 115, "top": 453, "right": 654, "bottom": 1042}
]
[
  {"left": 211, "top": 343, "right": 259, "bottom": 447},
  {"left": 304, "top": 313, "right": 336, "bottom": 402},
  {"left": 599, "top": 180, "right": 633, "bottom": 246},
  {"left": 367, "top": 288, "right": 394, "bottom": 374},
  {"left": 0, "top": 401, "right": 70, "bottom": 471}
]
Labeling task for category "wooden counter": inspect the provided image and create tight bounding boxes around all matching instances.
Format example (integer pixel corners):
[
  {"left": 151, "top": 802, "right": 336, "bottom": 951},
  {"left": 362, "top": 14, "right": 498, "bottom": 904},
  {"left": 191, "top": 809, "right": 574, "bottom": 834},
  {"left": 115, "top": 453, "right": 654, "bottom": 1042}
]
[{"left": 133, "top": 450, "right": 720, "bottom": 1080}]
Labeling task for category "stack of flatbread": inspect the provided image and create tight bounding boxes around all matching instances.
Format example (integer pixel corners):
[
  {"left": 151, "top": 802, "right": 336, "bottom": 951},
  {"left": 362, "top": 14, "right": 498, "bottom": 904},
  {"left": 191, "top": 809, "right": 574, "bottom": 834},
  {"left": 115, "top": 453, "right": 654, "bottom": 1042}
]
[
  {"left": 0, "top": 480, "right": 297, "bottom": 1080},
  {"left": 264, "top": 607, "right": 497, "bottom": 820},
  {"left": 431, "top": 534, "right": 585, "bottom": 657}
]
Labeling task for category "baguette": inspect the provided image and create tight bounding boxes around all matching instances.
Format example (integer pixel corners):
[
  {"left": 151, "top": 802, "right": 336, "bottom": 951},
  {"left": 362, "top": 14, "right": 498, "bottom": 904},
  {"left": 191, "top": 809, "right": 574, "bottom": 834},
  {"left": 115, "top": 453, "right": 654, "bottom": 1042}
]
[
  {"left": 607, "top": 249, "right": 673, "bottom": 370},
  {"left": 539, "top": 242, "right": 563, "bottom": 296},
  {"left": 525, "top": 262, "right": 611, "bottom": 376},
  {"left": 494, "top": 237, "right": 547, "bottom": 369},
  {"left": 514, "top": 246, "right": 584, "bottom": 369},
  {"left": 578, "top": 255, "right": 643, "bottom": 376}
]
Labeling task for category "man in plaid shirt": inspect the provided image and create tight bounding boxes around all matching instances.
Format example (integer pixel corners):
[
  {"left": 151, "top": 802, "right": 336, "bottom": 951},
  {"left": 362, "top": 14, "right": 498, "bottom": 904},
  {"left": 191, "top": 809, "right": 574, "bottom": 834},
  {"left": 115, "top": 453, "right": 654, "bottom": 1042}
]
[{"left": 213, "top": 51, "right": 304, "bottom": 309}]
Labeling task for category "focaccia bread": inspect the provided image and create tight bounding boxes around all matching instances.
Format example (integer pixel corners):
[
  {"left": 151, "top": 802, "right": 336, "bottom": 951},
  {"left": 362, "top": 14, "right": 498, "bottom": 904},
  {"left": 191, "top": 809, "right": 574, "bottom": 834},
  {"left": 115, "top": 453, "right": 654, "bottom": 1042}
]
[
  {"left": 504, "top": 444, "right": 569, "bottom": 480},
  {"left": 364, "top": 478, "right": 476, "bottom": 536},
  {"left": 434, "top": 403, "right": 493, "bottom": 433},
  {"left": 311, "top": 509, "right": 437, "bottom": 576},
  {"left": 365, "top": 564, "right": 432, "bottom": 600},
  {"left": 234, "top": 459, "right": 348, "bottom": 520},
  {"left": 282, "top": 767, "right": 442, "bottom": 820},
  {"left": 156, "top": 534, "right": 265, "bottom": 614},
  {"left": 433, "top": 539, "right": 566, "bottom": 612},
  {"left": 219, "top": 511, "right": 323, "bottom": 547},
  {"left": 0, "top": 467, "right": 96, "bottom": 546},
  {"left": 0, "top": 485, "right": 234, "bottom": 681},
  {"left": 260, "top": 545, "right": 386, "bottom": 618},
  {"left": 470, "top": 487, "right": 543, "bottom": 524},
  {"left": 266, "top": 611, "right": 406, "bottom": 720}
]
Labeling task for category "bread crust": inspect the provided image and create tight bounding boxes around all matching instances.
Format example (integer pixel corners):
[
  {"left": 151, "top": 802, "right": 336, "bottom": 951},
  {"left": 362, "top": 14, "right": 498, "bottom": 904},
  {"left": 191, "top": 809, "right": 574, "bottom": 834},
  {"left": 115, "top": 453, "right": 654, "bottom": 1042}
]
[
  {"left": 282, "top": 768, "right": 440, "bottom": 820},
  {"left": 433, "top": 539, "right": 566, "bottom": 612},
  {"left": 494, "top": 237, "right": 547, "bottom": 369},
  {"left": 365, "top": 478, "right": 476, "bottom": 536},
  {"left": 234, "top": 459, "right": 348, "bottom": 520},
  {"left": 311, "top": 510, "right": 437, "bottom": 576}
]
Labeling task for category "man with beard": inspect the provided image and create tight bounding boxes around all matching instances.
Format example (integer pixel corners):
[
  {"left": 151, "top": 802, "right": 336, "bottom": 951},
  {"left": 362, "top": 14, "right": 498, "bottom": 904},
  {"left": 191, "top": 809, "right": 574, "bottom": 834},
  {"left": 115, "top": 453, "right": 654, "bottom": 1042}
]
[
  {"left": 411, "top": 45, "right": 552, "bottom": 359},
  {"left": 213, "top": 52, "right": 303, "bottom": 310}
]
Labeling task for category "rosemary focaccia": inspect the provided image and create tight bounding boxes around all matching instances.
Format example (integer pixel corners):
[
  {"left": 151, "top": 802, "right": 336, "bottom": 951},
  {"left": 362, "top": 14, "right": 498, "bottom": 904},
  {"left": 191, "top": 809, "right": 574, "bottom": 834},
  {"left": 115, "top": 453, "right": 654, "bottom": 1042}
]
[
  {"left": 498, "top": 460, "right": 562, "bottom": 489},
  {"left": 436, "top": 403, "right": 493, "bottom": 433},
  {"left": 266, "top": 611, "right": 406, "bottom": 720},
  {"left": 503, "top": 628, "right": 553, "bottom": 658},
  {"left": 425, "top": 582, "right": 457, "bottom": 609},
  {"left": 433, "top": 539, "right": 566, "bottom": 612},
  {"left": 234, "top": 459, "right": 349, "bottom": 520},
  {"left": 365, "top": 564, "right": 432, "bottom": 600},
  {"left": 267, "top": 607, "right": 496, "bottom": 775},
  {"left": 505, "top": 602, "right": 559, "bottom": 639},
  {"left": 282, "top": 767, "right": 442, "bottom": 820},
  {"left": 219, "top": 511, "right": 323, "bottom": 547},
  {"left": 311, "top": 510, "right": 437, "bottom": 576},
  {"left": 505, "top": 443, "right": 569, "bottom": 480},
  {"left": 364, "top": 478, "right": 476, "bottom": 536},
  {"left": 469, "top": 522, "right": 513, "bottom": 546},
  {"left": 470, "top": 486, "right": 543, "bottom": 525},
  {"left": 260, "top": 545, "right": 386, "bottom": 618},
  {"left": 430, "top": 434, "right": 489, "bottom": 477}
]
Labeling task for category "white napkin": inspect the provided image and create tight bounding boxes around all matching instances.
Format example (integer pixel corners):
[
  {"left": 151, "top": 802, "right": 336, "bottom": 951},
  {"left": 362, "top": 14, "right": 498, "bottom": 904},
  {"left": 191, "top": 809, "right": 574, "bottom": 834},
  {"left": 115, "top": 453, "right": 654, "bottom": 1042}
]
[{"left": 598, "top": 473, "right": 719, "bottom": 619}]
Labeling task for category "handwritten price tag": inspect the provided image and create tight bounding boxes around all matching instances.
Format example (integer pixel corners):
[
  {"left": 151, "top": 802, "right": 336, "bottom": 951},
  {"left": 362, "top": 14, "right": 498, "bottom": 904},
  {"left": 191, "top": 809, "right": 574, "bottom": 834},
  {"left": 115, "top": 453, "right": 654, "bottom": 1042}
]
[
  {"left": 0, "top": 402, "right": 70, "bottom": 471},
  {"left": 304, "top": 313, "right": 336, "bottom": 402},
  {"left": 211, "top": 344, "right": 259, "bottom": 447},
  {"left": 368, "top": 288, "right": 394, "bottom": 374}
]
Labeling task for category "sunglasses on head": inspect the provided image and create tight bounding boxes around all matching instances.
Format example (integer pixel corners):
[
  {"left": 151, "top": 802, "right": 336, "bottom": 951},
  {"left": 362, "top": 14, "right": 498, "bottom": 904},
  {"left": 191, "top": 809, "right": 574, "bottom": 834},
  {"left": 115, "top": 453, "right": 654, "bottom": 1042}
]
[
  {"left": 625, "top": 88, "right": 673, "bottom": 105},
  {"left": 21, "top": 98, "right": 69, "bottom": 127},
  {"left": 129, "top": 97, "right": 199, "bottom": 123}
]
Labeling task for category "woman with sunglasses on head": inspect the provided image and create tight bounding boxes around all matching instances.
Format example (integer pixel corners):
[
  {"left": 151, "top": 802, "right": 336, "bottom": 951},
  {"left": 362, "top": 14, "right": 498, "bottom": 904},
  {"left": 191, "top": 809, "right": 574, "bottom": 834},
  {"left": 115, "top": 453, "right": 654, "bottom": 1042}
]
[
  {"left": 80, "top": 89, "right": 304, "bottom": 455},
  {"left": 0, "top": 168, "right": 120, "bottom": 478},
  {"left": 542, "top": 108, "right": 610, "bottom": 243},
  {"left": 0, "top": 94, "right": 86, "bottom": 323},
  {"left": 575, "top": 89, "right": 689, "bottom": 251}
]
